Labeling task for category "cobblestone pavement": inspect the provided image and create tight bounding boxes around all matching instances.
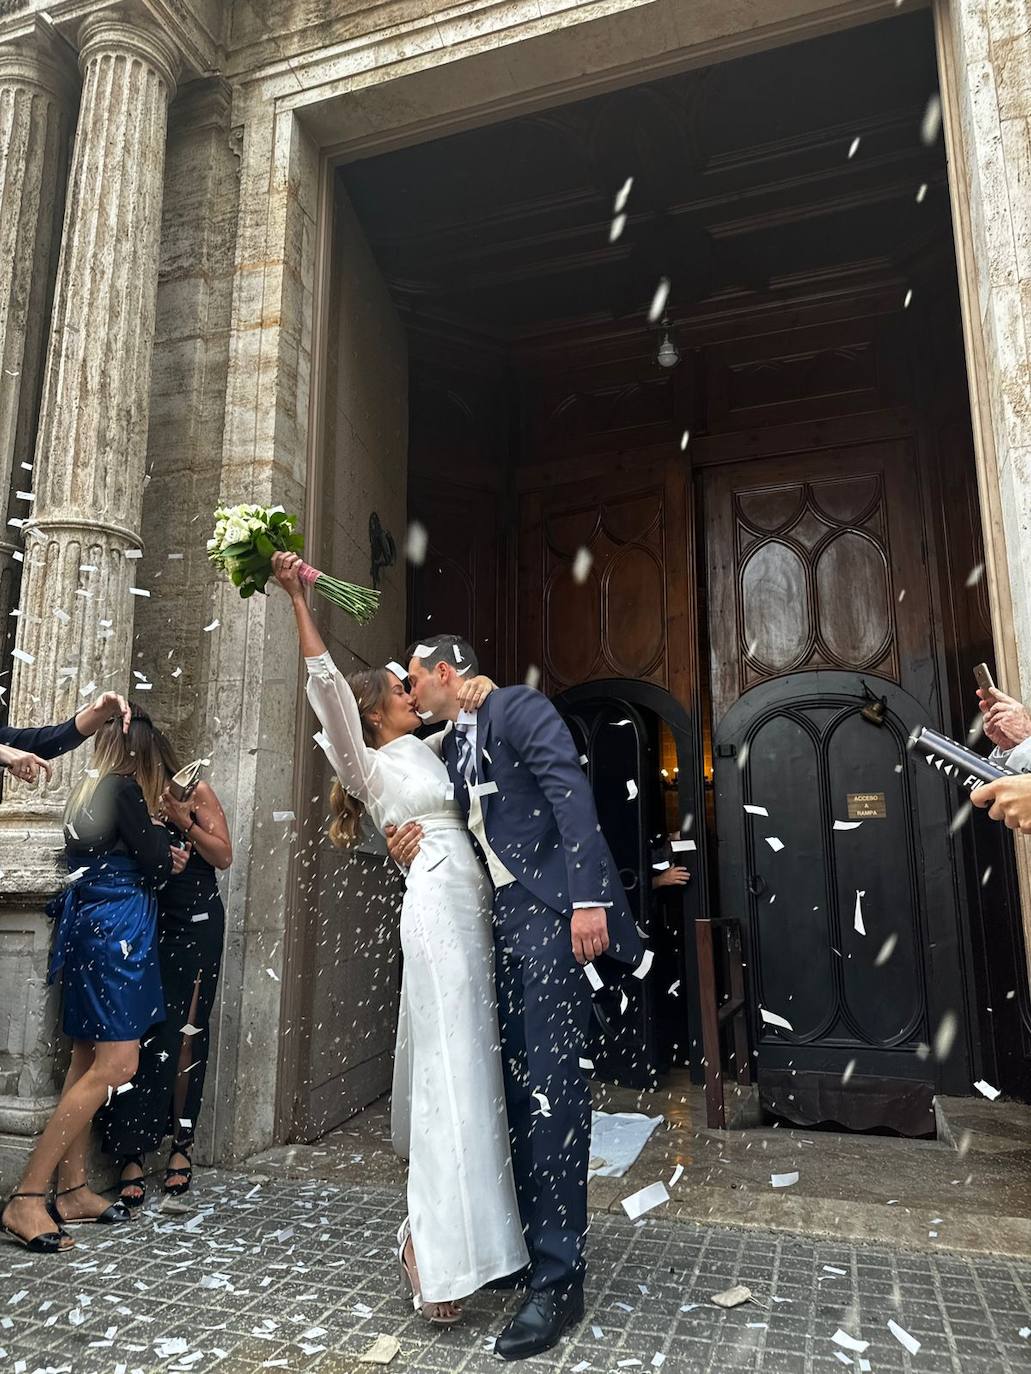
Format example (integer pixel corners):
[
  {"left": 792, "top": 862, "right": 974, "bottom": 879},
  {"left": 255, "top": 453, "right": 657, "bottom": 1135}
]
[{"left": 1, "top": 1173, "right": 1030, "bottom": 1374}]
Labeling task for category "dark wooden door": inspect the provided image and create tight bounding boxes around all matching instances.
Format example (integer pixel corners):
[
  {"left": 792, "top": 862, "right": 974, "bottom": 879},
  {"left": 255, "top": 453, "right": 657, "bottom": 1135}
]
[{"left": 704, "top": 442, "right": 979, "bottom": 1133}]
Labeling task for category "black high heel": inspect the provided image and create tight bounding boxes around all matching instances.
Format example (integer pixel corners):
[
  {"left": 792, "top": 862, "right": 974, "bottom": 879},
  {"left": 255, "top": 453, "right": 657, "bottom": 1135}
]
[
  {"left": 1, "top": 1192, "right": 65, "bottom": 1253},
  {"left": 55, "top": 1182, "right": 132, "bottom": 1226},
  {"left": 163, "top": 1139, "right": 193, "bottom": 1197},
  {"left": 117, "top": 1154, "right": 147, "bottom": 1210}
]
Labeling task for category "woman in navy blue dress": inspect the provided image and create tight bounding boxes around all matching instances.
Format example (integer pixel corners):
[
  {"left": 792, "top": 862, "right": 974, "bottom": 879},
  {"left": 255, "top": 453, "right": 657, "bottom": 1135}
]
[{"left": 1, "top": 707, "right": 185, "bottom": 1253}]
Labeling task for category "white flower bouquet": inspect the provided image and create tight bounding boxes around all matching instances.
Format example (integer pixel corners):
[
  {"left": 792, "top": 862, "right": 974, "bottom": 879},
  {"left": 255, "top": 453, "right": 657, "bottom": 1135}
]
[{"left": 207, "top": 503, "right": 380, "bottom": 625}]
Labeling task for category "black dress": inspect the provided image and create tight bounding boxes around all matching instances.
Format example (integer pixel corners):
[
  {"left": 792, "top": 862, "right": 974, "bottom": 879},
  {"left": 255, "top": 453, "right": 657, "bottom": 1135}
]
[
  {"left": 100, "top": 824, "right": 226, "bottom": 1157},
  {"left": 47, "top": 775, "right": 171, "bottom": 1041}
]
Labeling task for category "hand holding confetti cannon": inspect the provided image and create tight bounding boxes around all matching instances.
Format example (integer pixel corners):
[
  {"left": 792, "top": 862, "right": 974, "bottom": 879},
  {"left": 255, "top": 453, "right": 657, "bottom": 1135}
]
[{"left": 207, "top": 503, "right": 379, "bottom": 625}]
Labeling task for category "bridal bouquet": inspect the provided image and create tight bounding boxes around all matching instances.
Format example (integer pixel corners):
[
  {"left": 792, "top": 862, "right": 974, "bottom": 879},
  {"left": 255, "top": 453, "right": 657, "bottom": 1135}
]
[{"left": 207, "top": 503, "right": 380, "bottom": 625}]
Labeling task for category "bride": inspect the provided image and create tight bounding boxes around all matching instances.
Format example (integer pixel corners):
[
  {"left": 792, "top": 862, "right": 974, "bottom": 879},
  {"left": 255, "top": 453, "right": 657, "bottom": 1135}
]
[{"left": 272, "top": 551, "right": 528, "bottom": 1324}]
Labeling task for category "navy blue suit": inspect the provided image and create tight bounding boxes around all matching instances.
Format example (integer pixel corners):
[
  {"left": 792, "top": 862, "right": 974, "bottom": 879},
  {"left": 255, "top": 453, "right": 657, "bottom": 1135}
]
[
  {"left": 0, "top": 715, "right": 84, "bottom": 761},
  {"left": 443, "top": 687, "right": 644, "bottom": 1292}
]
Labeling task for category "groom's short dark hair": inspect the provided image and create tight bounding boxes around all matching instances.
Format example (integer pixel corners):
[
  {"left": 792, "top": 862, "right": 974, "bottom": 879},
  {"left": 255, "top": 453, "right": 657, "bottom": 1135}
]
[{"left": 406, "top": 633, "right": 479, "bottom": 676}]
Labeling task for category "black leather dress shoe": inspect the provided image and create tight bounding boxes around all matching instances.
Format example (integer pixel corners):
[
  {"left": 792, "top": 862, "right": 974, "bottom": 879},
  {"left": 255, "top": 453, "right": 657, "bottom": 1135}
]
[{"left": 495, "top": 1285, "right": 585, "bottom": 1361}]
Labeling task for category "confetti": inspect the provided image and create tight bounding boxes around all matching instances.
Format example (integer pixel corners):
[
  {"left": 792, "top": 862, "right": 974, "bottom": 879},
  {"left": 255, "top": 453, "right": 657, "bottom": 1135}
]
[
  {"left": 887, "top": 1319, "right": 921, "bottom": 1355},
  {"left": 916, "top": 182, "right": 928, "bottom": 202},
  {"left": 743, "top": 804, "right": 769, "bottom": 816},
  {"left": 669, "top": 1164, "right": 684, "bottom": 1187},
  {"left": 609, "top": 214, "right": 626, "bottom": 242},
  {"left": 966, "top": 562, "right": 985, "bottom": 587},
  {"left": 633, "top": 949, "right": 654, "bottom": 980},
  {"left": 412, "top": 644, "right": 435, "bottom": 658},
  {"left": 875, "top": 933, "right": 898, "bottom": 966},
  {"left": 842, "top": 1059, "right": 856, "bottom": 1084},
  {"left": 648, "top": 276, "right": 670, "bottom": 323},
  {"left": 626, "top": 779, "right": 639, "bottom": 800},
  {"left": 765, "top": 836, "right": 784, "bottom": 852},
  {"left": 974, "top": 1079, "right": 1000, "bottom": 1100},
  {"left": 385, "top": 661, "right": 407, "bottom": 680},
  {"left": 904, "top": 288, "right": 913, "bottom": 309},
  {"left": 921, "top": 93, "right": 942, "bottom": 145},
  {"left": 621, "top": 1181, "right": 669, "bottom": 1219},
  {"left": 125, "top": 548, "right": 142, "bottom": 559},
  {"left": 854, "top": 889, "right": 866, "bottom": 935},
  {"left": 833, "top": 1330, "right": 869, "bottom": 1353},
  {"left": 834, "top": 820, "right": 862, "bottom": 831},
  {"left": 771, "top": 1171, "right": 799, "bottom": 1188},
  {"left": 470, "top": 781, "right": 498, "bottom": 798},
  {"left": 584, "top": 962, "right": 605, "bottom": 991},
  {"left": 532, "top": 1090, "right": 552, "bottom": 1118},
  {"left": 11, "top": 648, "right": 33, "bottom": 664},
  {"left": 203, "top": 619, "right": 220, "bottom": 632},
  {"left": 848, "top": 136, "right": 861, "bottom": 158},
  {"left": 670, "top": 839, "right": 696, "bottom": 852},
  {"left": 934, "top": 1011, "right": 958, "bottom": 1061},
  {"left": 572, "top": 547, "right": 593, "bottom": 583},
  {"left": 128, "top": 587, "right": 150, "bottom": 597},
  {"left": 405, "top": 521, "right": 428, "bottom": 565},
  {"left": 680, "top": 429, "right": 690, "bottom": 450},
  {"left": 614, "top": 175, "right": 633, "bottom": 211},
  {"left": 272, "top": 810, "right": 295, "bottom": 822},
  {"left": 525, "top": 664, "right": 541, "bottom": 689},
  {"left": 266, "top": 968, "right": 280, "bottom": 982},
  {"left": 822, "top": 1265, "right": 846, "bottom": 1275},
  {"left": 760, "top": 1007, "right": 793, "bottom": 1031}
]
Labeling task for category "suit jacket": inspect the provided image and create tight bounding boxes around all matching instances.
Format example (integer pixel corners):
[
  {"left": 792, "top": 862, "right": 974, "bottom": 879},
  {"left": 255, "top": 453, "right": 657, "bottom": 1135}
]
[
  {"left": 443, "top": 686, "right": 644, "bottom": 968},
  {"left": 0, "top": 715, "right": 84, "bottom": 761}
]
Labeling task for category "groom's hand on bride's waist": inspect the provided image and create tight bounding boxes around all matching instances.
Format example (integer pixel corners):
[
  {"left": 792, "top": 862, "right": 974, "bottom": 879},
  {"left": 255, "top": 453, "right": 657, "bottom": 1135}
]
[
  {"left": 571, "top": 906, "right": 609, "bottom": 965},
  {"left": 386, "top": 821, "right": 423, "bottom": 868}
]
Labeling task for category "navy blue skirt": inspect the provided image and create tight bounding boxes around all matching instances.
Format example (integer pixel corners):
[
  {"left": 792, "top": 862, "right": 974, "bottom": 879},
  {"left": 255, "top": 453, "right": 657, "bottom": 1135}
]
[{"left": 47, "top": 856, "right": 165, "bottom": 1043}]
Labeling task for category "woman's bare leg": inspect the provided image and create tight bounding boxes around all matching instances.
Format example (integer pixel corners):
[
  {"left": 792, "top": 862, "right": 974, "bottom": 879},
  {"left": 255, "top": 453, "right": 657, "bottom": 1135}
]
[
  {"left": 3, "top": 1039, "right": 138, "bottom": 1241},
  {"left": 56, "top": 1041, "right": 140, "bottom": 1220}
]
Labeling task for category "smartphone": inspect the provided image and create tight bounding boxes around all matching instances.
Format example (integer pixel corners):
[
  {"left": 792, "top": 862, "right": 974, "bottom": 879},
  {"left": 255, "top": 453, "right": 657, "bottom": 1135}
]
[{"left": 973, "top": 662, "right": 996, "bottom": 694}]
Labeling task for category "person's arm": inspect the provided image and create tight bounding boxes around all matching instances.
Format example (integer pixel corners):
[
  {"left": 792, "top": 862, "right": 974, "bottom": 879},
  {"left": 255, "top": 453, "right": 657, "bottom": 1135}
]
[
  {"left": 113, "top": 778, "right": 173, "bottom": 884},
  {"left": 160, "top": 780, "right": 233, "bottom": 870},
  {"left": 0, "top": 716, "right": 85, "bottom": 761}
]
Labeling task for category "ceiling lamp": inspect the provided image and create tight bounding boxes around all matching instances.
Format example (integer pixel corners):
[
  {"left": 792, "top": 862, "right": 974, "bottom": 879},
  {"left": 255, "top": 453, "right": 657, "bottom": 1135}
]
[{"left": 656, "top": 314, "right": 680, "bottom": 369}]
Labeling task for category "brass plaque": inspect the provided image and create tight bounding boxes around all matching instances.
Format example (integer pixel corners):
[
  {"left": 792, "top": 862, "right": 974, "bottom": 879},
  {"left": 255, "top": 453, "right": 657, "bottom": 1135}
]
[{"left": 847, "top": 791, "right": 886, "bottom": 819}]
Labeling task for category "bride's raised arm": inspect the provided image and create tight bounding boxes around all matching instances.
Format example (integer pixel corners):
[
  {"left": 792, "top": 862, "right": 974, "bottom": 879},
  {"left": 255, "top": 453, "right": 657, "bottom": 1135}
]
[{"left": 272, "top": 552, "right": 385, "bottom": 809}]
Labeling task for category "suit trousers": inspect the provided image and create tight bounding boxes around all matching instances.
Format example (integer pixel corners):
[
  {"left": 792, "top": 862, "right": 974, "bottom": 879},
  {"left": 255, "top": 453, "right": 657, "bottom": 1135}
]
[{"left": 493, "top": 881, "right": 592, "bottom": 1292}]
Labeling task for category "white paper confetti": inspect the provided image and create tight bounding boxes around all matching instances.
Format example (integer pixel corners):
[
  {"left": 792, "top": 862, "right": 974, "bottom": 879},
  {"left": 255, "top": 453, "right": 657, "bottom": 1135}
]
[
  {"left": 11, "top": 648, "right": 33, "bottom": 664},
  {"left": 648, "top": 277, "right": 670, "bottom": 323},
  {"left": 833, "top": 820, "right": 862, "bottom": 831},
  {"left": 771, "top": 1171, "right": 799, "bottom": 1188},
  {"left": 470, "top": 781, "right": 498, "bottom": 798},
  {"left": 760, "top": 1007, "right": 793, "bottom": 1032},
  {"left": 833, "top": 1330, "right": 869, "bottom": 1353},
  {"left": 744, "top": 804, "right": 769, "bottom": 816},
  {"left": 633, "top": 949, "right": 654, "bottom": 980},
  {"left": 669, "top": 1164, "right": 684, "bottom": 1187},
  {"left": 854, "top": 889, "right": 866, "bottom": 935},
  {"left": 973, "top": 1079, "right": 1000, "bottom": 1100},
  {"left": 765, "top": 836, "right": 784, "bottom": 852},
  {"left": 405, "top": 522, "right": 428, "bottom": 565},
  {"left": 203, "top": 619, "right": 220, "bottom": 633},
  {"left": 128, "top": 587, "right": 150, "bottom": 597},
  {"left": 621, "top": 1181, "right": 669, "bottom": 1220},
  {"left": 921, "top": 93, "right": 942, "bottom": 145},
  {"left": 532, "top": 1090, "right": 552, "bottom": 1118},
  {"left": 272, "top": 810, "right": 295, "bottom": 822},
  {"left": 626, "top": 779, "right": 639, "bottom": 801},
  {"left": 887, "top": 1319, "right": 921, "bottom": 1355},
  {"left": 584, "top": 962, "right": 605, "bottom": 992},
  {"left": 614, "top": 175, "right": 633, "bottom": 212},
  {"left": 385, "top": 661, "right": 407, "bottom": 680},
  {"left": 572, "top": 547, "right": 593, "bottom": 584},
  {"left": 848, "top": 136, "right": 861, "bottom": 158},
  {"left": 670, "top": 839, "right": 696, "bottom": 852}
]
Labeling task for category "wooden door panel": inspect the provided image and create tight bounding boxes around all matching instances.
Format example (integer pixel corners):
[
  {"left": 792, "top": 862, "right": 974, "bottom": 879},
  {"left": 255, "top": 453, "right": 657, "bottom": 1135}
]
[
  {"left": 706, "top": 442, "right": 933, "bottom": 726},
  {"left": 706, "top": 442, "right": 975, "bottom": 1133}
]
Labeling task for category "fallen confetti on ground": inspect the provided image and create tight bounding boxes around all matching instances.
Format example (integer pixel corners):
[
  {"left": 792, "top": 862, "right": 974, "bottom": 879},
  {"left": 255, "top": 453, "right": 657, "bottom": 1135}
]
[{"left": 1, "top": 1172, "right": 1029, "bottom": 1373}]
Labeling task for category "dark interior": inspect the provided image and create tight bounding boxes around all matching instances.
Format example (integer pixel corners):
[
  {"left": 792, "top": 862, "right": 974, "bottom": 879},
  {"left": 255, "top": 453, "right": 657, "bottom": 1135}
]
[{"left": 330, "top": 8, "right": 1031, "bottom": 1132}]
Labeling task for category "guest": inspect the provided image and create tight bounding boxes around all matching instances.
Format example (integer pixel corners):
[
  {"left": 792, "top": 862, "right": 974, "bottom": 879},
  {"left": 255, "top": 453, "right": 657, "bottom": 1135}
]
[
  {"left": 104, "top": 731, "right": 232, "bottom": 1205},
  {"left": 0, "top": 706, "right": 183, "bottom": 1253}
]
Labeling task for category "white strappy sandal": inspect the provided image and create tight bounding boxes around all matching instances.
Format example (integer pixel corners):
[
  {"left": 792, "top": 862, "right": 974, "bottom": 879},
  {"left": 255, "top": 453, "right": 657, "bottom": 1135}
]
[{"left": 396, "top": 1217, "right": 464, "bottom": 1326}]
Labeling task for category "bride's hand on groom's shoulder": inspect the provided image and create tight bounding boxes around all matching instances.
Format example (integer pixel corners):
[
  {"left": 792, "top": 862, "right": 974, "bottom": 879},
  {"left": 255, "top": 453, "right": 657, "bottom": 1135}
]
[{"left": 457, "top": 675, "right": 496, "bottom": 711}]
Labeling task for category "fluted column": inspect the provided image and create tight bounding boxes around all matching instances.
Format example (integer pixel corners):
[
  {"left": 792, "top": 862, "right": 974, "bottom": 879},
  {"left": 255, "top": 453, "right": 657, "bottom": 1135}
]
[
  {"left": 6, "top": 13, "right": 180, "bottom": 808},
  {"left": 0, "top": 26, "right": 76, "bottom": 716}
]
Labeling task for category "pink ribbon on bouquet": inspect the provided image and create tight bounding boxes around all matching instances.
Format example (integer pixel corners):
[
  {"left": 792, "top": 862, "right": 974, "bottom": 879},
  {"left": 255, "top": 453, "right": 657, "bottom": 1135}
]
[{"left": 297, "top": 560, "right": 320, "bottom": 586}]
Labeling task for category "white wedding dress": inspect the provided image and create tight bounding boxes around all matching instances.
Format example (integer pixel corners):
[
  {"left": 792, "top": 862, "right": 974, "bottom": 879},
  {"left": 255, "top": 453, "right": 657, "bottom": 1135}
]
[{"left": 305, "top": 652, "right": 528, "bottom": 1302}]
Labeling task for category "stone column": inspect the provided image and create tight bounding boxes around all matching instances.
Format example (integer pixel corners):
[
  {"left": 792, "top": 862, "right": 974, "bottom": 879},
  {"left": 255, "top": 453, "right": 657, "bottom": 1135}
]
[
  {"left": 5, "top": 11, "right": 180, "bottom": 808},
  {"left": 0, "top": 24, "right": 76, "bottom": 718}
]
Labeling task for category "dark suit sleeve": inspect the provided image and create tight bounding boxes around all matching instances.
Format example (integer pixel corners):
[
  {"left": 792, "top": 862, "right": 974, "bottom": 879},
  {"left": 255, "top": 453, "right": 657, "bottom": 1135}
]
[
  {"left": 0, "top": 715, "right": 85, "bottom": 761},
  {"left": 113, "top": 778, "right": 172, "bottom": 885},
  {"left": 499, "top": 687, "right": 609, "bottom": 910}
]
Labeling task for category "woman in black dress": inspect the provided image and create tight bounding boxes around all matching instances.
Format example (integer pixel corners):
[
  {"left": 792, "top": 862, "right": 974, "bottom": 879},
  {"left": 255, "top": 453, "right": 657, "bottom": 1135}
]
[
  {"left": 1, "top": 707, "right": 182, "bottom": 1253},
  {"left": 103, "top": 730, "right": 232, "bottom": 1204}
]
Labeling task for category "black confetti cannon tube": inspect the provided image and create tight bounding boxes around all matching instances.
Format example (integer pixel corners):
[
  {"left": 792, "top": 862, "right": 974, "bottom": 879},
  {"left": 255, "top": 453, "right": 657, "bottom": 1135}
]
[{"left": 911, "top": 725, "right": 1014, "bottom": 792}]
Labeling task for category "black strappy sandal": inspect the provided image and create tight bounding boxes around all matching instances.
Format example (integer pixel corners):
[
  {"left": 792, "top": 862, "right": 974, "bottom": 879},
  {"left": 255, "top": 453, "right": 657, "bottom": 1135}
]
[
  {"left": 117, "top": 1154, "right": 147, "bottom": 1210},
  {"left": 55, "top": 1182, "right": 132, "bottom": 1226},
  {"left": 163, "top": 1139, "right": 193, "bottom": 1197},
  {"left": 1, "top": 1192, "right": 66, "bottom": 1253}
]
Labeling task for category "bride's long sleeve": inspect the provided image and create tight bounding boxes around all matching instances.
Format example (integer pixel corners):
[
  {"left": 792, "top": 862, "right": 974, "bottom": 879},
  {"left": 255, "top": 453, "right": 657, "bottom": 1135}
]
[{"left": 304, "top": 651, "right": 385, "bottom": 809}]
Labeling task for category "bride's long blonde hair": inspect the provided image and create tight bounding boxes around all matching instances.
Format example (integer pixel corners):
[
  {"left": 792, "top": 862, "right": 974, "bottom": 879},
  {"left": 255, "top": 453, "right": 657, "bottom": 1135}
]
[{"left": 328, "top": 667, "right": 395, "bottom": 847}]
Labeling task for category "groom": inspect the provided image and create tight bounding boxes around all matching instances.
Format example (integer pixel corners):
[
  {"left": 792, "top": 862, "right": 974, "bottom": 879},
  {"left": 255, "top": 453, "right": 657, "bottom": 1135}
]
[{"left": 389, "top": 635, "right": 644, "bottom": 1360}]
